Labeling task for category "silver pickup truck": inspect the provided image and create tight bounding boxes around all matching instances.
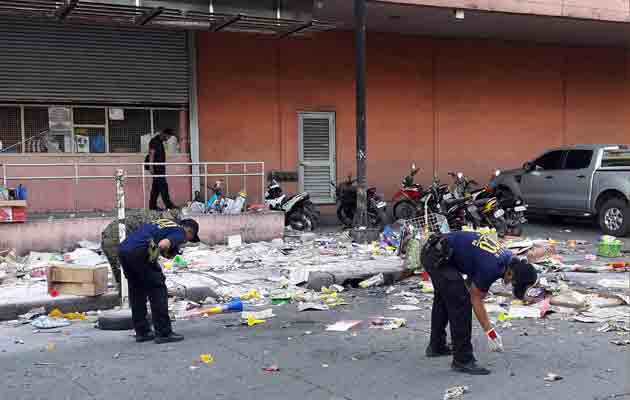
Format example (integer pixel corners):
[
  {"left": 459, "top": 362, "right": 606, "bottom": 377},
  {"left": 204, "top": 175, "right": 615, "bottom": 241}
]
[{"left": 494, "top": 144, "right": 630, "bottom": 236}]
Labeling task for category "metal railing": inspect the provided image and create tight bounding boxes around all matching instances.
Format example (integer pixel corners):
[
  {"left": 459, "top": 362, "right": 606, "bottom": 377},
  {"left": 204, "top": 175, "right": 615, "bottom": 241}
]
[{"left": 0, "top": 161, "right": 265, "bottom": 212}]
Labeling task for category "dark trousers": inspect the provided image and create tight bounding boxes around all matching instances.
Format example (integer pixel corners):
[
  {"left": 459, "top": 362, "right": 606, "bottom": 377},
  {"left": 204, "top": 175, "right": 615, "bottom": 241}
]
[
  {"left": 119, "top": 247, "right": 172, "bottom": 337},
  {"left": 150, "top": 176, "right": 174, "bottom": 210},
  {"left": 423, "top": 240, "right": 475, "bottom": 364}
]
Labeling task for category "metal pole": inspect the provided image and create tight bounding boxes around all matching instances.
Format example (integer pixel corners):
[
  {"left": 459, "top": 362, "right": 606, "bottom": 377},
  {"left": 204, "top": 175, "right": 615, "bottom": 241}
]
[
  {"left": 243, "top": 164, "right": 247, "bottom": 195},
  {"left": 353, "top": 0, "right": 368, "bottom": 229},
  {"left": 73, "top": 162, "right": 79, "bottom": 212},
  {"left": 115, "top": 169, "right": 129, "bottom": 307},
  {"left": 204, "top": 163, "right": 208, "bottom": 202},
  {"left": 225, "top": 164, "right": 229, "bottom": 195},
  {"left": 261, "top": 162, "right": 265, "bottom": 203},
  {"left": 2, "top": 164, "right": 6, "bottom": 186},
  {"left": 142, "top": 165, "right": 146, "bottom": 209}
]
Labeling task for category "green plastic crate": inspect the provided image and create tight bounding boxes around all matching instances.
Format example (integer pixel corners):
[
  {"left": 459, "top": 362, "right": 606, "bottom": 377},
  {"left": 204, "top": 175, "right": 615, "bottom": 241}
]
[{"left": 597, "top": 241, "right": 622, "bottom": 258}]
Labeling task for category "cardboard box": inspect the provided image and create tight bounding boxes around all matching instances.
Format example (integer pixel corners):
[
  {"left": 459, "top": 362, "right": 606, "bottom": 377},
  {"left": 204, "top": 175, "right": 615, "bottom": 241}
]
[{"left": 47, "top": 265, "right": 108, "bottom": 297}]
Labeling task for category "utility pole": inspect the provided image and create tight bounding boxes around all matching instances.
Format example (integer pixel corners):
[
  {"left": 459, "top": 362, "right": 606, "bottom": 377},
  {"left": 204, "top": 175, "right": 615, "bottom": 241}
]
[{"left": 353, "top": 0, "right": 368, "bottom": 230}]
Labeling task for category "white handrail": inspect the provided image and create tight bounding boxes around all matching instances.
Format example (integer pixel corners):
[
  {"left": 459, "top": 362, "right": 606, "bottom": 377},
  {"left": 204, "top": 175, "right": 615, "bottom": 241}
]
[{"left": 0, "top": 160, "right": 266, "bottom": 212}]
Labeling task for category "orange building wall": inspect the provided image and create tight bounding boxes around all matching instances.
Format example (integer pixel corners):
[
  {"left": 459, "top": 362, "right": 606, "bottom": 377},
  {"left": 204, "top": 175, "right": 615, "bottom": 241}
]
[{"left": 196, "top": 31, "right": 629, "bottom": 202}]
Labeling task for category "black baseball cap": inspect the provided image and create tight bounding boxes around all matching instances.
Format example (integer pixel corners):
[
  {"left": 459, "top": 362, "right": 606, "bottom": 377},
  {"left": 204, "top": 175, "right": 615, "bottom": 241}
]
[
  {"left": 510, "top": 259, "right": 538, "bottom": 299},
  {"left": 180, "top": 219, "right": 200, "bottom": 243}
]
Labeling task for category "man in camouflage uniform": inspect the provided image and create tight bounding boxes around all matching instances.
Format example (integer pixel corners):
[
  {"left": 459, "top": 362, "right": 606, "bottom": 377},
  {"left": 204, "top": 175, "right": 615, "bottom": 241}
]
[{"left": 101, "top": 208, "right": 181, "bottom": 289}]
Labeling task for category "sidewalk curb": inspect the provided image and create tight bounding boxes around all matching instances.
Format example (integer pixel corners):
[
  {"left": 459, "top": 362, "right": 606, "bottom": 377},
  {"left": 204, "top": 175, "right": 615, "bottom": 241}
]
[
  {"left": 0, "top": 270, "right": 409, "bottom": 321},
  {"left": 0, "top": 293, "right": 121, "bottom": 322}
]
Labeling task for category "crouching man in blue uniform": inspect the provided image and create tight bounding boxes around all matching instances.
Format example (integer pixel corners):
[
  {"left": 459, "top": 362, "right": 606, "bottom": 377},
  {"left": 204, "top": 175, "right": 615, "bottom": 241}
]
[
  {"left": 421, "top": 231, "right": 538, "bottom": 375},
  {"left": 119, "top": 218, "right": 200, "bottom": 344}
]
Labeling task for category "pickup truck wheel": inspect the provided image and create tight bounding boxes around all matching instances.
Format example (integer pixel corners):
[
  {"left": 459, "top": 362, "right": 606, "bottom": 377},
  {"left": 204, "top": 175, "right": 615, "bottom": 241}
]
[{"left": 598, "top": 198, "right": 629, "bottom": 236}]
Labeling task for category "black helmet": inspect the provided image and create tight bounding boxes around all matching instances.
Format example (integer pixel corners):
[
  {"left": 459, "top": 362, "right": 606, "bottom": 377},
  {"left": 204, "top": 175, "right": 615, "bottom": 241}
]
[{"left": 510, "top": 259, "right": 538, "bottom": 299}]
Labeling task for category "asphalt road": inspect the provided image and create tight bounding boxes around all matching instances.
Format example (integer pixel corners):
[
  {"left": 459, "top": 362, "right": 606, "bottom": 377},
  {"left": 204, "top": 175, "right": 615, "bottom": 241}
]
[
  {"left": 1, "top": 286, "right": 629, "bottom": 400},
  {"left": 1, "top": 221, "right": 628, "bottom": 400}
]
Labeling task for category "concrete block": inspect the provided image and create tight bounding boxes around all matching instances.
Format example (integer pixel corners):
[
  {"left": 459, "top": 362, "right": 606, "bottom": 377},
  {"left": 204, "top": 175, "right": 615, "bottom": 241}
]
[{"left": 0, "top": 211, "right": 285, "bottom": 255}]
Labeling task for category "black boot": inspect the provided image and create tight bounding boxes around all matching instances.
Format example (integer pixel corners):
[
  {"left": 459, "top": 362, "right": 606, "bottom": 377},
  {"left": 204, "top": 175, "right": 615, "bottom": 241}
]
[
  {"left": 425, "top": 344, "right": 453, "bottom": 358},
  {"left": 135, "top": 331, "right": 155, "bottom": 343},
  {"left": 154, "top": 332, "right": 184, "bottom": 344},
  {"left": 451, "top": 360, "right": 491, "bottom": 375}
]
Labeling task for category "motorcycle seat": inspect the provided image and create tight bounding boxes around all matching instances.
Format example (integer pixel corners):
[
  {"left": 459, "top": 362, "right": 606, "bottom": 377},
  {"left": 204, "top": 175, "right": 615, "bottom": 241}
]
[
  {"left": 473, "top": 198, "right": 493, "bottom": 207},
  {"left": 443, "top": 197, "right": 469, "bottom": 208}
]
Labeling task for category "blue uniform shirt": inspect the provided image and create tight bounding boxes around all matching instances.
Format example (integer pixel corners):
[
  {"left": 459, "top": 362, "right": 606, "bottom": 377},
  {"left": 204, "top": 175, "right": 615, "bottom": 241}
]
[
  {"left": 445, "top": 231, "right": 512, "bottom": 292},
  {"left": 119, "top": 219, "right": 186, "bottom": 255}
]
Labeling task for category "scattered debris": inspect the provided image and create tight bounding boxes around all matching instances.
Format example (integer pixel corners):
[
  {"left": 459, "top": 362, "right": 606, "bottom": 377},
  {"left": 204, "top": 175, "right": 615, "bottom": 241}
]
[
  {"left": 241, "top": 309, "right": 274, "bottom": 321},
  {"left": 199, "top": 354, "right": 214, "bottom": 365},
  {"left": 444, "top": 385, "right": 469, "bottom": 400},
  {"left": 370, "top": 317, "right": 407, "bottom": 330},
  {"left": 389, "top": 305, "right": 421, "bottom": 311},
  {"left": 298, "top": 302, "right": 329, "bottom": 312},
  {"left": 359, "top": 273, "right": 385, "bottom": 288},
  {"left": 325, "top": 320, "right": 362, "bottom": 332},
  {"left": 597, "top": 322, "right": 629, "bottom": 333},
  {"left": 245, "top": 317, "right": 266, "bottom": 327},
  {"left": 31, "top": 316, "right": 71, "bottom": 329},
  {"left": 544, "top": 373, "right": 563, "bottom": 382},
  {"left": 262, "top": 365, "right": 280, "bottom": 373},
  {"left": 611, "top": 340, "right": 630, "bottom": 346}
]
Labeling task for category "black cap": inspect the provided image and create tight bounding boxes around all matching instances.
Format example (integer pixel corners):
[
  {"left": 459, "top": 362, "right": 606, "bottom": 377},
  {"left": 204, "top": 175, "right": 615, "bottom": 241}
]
[
  {"left": 510, "top": 259, "right": 538, "bottom": 299},
  {"left": 180, "top": 219, "right": 200, "bottom": 243}
]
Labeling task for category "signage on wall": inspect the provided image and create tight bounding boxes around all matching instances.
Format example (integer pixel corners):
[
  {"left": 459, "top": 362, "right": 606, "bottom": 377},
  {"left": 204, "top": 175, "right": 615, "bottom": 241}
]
[{"left": 109, "top": 108, "right": 125, "bottom": 121}]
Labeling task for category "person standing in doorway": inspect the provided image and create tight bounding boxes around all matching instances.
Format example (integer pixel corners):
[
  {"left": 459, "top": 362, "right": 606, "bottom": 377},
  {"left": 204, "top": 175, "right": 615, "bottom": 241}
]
[{"left": 147, "top": 128, "right": 176, "bottom": 210}]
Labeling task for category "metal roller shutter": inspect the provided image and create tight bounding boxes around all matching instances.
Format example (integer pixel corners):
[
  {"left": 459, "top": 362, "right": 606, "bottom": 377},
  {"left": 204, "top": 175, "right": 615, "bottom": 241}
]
[{"left": 0, "top": 16, "right": 189, "bottom": 105}]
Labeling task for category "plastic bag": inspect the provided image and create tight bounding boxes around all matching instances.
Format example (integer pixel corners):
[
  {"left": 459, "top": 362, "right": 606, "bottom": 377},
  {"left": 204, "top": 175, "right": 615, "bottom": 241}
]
[{"left": 31, "top": 316, "right": 71, "bottom": 329}]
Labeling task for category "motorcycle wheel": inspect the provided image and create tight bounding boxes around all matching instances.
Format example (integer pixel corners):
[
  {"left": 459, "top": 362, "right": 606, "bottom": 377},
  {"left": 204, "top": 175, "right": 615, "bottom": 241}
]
[
  {"left": 288, "top": 210, "right": 313, "bottom": 231},
  {"left": 507, "top": 225, "right": 523, "bottom": 237},
  {"left": 393, "top": 200, "right": 417, "bottom": 222},
  {"left": 495, "top": 218, "right": 508, "bottom": 238},
  {"left": 303, "top": 201, "right": 320, "bottom": 230},
  {"left": 368, "top": 212, "right": 382, "bottom": 229},
  {"left": 337, "top": 206, "right": 354, "bottom": 227}
]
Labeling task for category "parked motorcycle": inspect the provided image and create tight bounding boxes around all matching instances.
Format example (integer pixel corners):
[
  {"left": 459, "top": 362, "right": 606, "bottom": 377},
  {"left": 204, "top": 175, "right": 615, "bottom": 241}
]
[
  {"left": 489, "top": 170, "right": 528, "bottom": 236},
  {"left": 264, "top": 179, "right": 319, "bottom": 231},
  {"left": 392, "top": 163, "right": 423, "bottom": 221},
  {"left": 448, "top": 171, "right": 478, "bottom": 199},
  {"left": 465, "top": 170, "right": 528, "bottom": 236},
  {"left": 417, "top": 173, "right": 504, "bottom": 234},
  {"left": 332, "top": 175, "right": 387, "bottom": 229}
]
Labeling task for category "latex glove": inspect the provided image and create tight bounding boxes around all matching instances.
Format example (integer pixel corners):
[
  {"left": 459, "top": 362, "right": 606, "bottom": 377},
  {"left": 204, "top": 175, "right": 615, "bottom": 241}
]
[
  {"left": 147, "top": 240, "right": 159, "bottom": 263},
  {"left": 486, "top": 328, "right": 504, "bottom": 352}
]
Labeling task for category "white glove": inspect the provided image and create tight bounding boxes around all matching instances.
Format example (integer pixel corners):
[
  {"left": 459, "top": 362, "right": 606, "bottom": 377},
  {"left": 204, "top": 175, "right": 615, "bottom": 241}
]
[{"left": 486, "top": 328, "right": 504, "bottom": 352}]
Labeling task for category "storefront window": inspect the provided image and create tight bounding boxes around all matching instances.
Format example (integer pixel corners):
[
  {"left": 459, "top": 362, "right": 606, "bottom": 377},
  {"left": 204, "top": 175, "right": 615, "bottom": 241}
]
[
  {"left": 0, "top": 105, "right": 187, "bottom": 155},
  {"left": 0, "top": 106, "right": 21, "bottom": 153},
  {"left": 109, "top": 109, "right": 151, "bottom": 153}
]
